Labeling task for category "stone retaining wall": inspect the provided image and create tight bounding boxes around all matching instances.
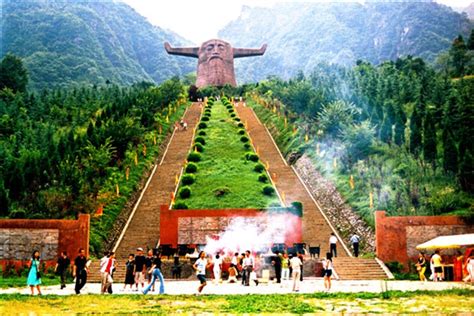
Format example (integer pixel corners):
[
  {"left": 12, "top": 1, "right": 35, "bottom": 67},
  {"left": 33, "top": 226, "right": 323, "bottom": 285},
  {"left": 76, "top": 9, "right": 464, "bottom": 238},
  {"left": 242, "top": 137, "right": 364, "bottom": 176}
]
[
  {"left": 375, "top": 211, "right": 474, "bottom": 269},
  {"left": 0, "top": 214, "right": 89, "bottom": 270}
]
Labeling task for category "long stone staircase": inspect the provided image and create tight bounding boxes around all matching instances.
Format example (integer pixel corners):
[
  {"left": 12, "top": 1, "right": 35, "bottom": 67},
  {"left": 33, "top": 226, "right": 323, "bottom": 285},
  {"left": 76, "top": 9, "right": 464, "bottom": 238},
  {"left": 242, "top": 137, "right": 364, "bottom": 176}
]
[
  {"left": 88, "top": 102, "right": 202, "bottom": 282},
  {"left": 235, "top": 104, "right": 349, "bottom": 256},
  {"left": 235, "top": 104, "right": 392, "bottom": 280}
]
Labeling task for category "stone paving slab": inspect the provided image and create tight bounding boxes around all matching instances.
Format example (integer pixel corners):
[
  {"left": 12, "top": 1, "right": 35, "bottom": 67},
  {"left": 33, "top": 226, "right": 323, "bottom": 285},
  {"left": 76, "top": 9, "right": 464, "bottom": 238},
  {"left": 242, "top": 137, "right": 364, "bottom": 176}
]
[{"left": 1, "top": 280, "right": 471, "bottom": 296}]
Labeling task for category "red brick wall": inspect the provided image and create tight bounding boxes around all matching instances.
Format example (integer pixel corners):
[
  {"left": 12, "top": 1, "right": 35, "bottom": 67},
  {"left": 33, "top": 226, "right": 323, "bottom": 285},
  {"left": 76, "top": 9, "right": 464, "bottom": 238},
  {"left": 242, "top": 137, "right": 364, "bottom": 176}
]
[
  {"left": 0, "top": 214, "right": 90, "bottom": 271},
  {"left": 160, "top": 205, "right": 302, "bottom": 247},
  {"left": 375, "top": 211, "right": 473, "bottom": 269}
]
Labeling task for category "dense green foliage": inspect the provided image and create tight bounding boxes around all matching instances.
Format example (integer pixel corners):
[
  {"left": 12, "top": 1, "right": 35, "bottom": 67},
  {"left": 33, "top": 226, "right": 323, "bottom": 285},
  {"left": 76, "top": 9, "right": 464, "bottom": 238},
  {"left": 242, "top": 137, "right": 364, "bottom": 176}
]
[
  {"left": 1, "top": 1, "right": 194, "bottom": 90},
  {"left": 173, "top": 100, "right": 279, "bottom": 209},
  {"left": 0, "top": 75, "right": 187, "bottom": 253},
  {"left": 250, "top": 50, "right": 474, "bottom": 224},
  {"left": 0, "top": 53, "right": 29, "bottom": 93},
  {"left": 219, "top": 2, "right": 473, "bottom": 82}
]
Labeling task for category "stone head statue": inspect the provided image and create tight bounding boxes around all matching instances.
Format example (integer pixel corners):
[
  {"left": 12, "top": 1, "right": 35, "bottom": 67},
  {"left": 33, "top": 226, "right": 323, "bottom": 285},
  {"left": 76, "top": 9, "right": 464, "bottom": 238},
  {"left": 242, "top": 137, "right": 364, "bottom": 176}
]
[{"left": 165, "top": 39, "right": 267, "bottom": 87}]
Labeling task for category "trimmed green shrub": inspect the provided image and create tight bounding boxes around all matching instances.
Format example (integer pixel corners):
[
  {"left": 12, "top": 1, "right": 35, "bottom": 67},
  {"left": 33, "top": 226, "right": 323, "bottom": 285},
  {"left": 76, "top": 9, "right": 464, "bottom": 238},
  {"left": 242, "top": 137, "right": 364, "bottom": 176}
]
[
  {"left": 179, "top": 186, "right": 192, "bottom": 198},
  {"left": 195, "top": 136, "right": 206, "bottom": 145},
  {"left": 187, "top": 152, "right": 201, "bottom": 162},
  {"left": 234, "top": 118, "right": 241, "bottom": 122},
  {"left": 245, "top": 152, "right": 259, "bottom": 162},
  {"left": 238, "top": 122, "right": 244, "bottom": 128},
  {"left": 230, "top": 113, "right": 236, "bottom": 118},
  {"left": 194, "top": 143, "right": 204, "bottom": 152},
  {"left": 240, "top": 136, "right": 249, "bottom": 143},
  {"left": 226, "top": 105, "right": 233, "bottom": 110},
  {"left": 198, "top": 130, "right": 206, "bottom": 136},
  {"left": 185, "top": 162, "right": 198, "bottom": 173},
  {"left": 254, "top": 163, "right": 265, "bottom": 172},
  {"left": 198, "top": 122, "right": 207, "bottom": 129},
  {"left": 173, "top": 202, "right": 188, "bottom": 209},
  {"left": 181, "top": 173, "right": 196, "bottom": 185},
  {"left": 244, "top": 143, "right": 251, "bottom": 150},
  {"left": 263, "top": 185, "right": 275, "bottom": 196},
  {"left": 258, "top": 173, "right": 268, "bottom": 183},
  {"left": 238, "top": 129, "right": 245, "bottom": 135},
  {"left": 201, "top": 116, "right": 210, "bottom": 122},
  {"left": 228, "top": 109, "right": 235, "bottom": 114}
]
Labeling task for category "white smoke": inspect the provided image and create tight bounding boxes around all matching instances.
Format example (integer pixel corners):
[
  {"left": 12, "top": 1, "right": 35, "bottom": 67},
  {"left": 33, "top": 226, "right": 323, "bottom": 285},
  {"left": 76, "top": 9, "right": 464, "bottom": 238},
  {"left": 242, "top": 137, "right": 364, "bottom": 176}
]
[{"left": 203, "top": 213, "right": 299, "bottom": 255}]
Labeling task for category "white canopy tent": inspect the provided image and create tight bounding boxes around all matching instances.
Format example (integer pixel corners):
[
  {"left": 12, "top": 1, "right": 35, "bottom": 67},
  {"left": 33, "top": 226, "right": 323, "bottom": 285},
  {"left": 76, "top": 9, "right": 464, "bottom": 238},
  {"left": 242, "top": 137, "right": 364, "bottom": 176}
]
[{"left": 416, "top": 234, "right": 474, "bottom": 250}]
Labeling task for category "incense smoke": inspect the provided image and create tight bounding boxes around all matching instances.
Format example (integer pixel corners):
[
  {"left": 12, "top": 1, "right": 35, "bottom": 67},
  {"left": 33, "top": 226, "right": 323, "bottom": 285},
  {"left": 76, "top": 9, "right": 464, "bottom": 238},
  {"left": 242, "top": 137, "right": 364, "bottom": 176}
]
[{"left": 203, "top": 213, "right": 299, "bottom": 255}]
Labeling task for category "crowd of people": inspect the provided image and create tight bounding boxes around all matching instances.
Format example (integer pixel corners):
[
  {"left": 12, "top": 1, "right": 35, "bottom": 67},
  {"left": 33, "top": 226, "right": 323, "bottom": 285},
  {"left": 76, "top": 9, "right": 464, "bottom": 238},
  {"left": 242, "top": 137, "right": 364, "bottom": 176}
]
[{"left": 24, "top": 244, "right": 474, "bottom": 296}]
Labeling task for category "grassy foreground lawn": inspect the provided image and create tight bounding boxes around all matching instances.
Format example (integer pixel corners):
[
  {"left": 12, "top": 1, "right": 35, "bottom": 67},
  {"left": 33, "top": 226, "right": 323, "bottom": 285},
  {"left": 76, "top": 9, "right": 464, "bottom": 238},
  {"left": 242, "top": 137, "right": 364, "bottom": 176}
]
[
  {"left": 175, "top": 101, "right": 279, "bottom": 209},
  {"left": 0, "top": 290, "right": 473, "bottom": 314}
]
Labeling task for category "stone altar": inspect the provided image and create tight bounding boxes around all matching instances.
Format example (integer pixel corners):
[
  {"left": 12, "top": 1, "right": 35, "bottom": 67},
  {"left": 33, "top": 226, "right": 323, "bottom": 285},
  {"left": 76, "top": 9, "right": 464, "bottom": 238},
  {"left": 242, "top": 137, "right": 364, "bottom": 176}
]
[{"left": 164, "top": 39, "right": 267, "bottom": 87}]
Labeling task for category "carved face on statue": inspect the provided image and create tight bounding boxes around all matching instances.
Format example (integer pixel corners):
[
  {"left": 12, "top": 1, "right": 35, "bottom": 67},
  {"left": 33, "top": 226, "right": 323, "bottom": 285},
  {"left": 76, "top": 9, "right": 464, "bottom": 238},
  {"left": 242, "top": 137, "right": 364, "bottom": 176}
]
[
  {"left": 164, "top": 39, "right": 267, "bottom": 88},
  {"left": 197, "top": 39, "right": 235, "bottom": 87},
  {"left": 199, "top": 40, "right": 232, "bottom": 63}
]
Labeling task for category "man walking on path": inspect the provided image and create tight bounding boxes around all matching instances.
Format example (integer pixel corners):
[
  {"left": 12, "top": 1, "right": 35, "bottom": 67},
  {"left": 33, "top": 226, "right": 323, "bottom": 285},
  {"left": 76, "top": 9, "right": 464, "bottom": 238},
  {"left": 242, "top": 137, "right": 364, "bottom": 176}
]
[
  {"left": 193, "top": 251, "right": 211, "bottom": 294},
  {"left": 290, "top": 254, "right": 303, "bottom": 292},
  {"left": 134, "top": 248, "right": 146, "bottom": 291},
  {"left": 272, "top": 252, "right": 282, "bottom": 284},
  {"left": 329, "top": 233, "right": 338, "bottom": 258},
  {"left": 350, "top": 233, "right": 360, "bottom": 257},
  {"left": 73, "top": 248, "right": 89, "bottom": 294},
  {"left": 101, "top": 252, "right": 116, "bottom": 294},
  {"left": 54, "top": 251, "right": 70, "bottom": 290}
]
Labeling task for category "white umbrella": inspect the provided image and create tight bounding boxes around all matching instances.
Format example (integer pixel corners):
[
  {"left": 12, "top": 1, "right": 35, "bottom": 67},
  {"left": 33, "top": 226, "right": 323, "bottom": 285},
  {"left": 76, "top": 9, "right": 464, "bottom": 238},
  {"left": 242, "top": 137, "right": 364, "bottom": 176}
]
[{"left": 416, "top": 234, "right": 474, "bottom": 250}]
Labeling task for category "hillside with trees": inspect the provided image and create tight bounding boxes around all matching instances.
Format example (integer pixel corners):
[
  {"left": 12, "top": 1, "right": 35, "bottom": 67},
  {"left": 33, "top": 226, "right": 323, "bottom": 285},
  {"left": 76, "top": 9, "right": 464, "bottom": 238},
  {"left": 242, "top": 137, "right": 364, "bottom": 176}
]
[
  {"left": 0, "top": 0, "right": 194, "bottom": 90},
  {"left": 245, "top": 35, "right": 474, "bottom": 226},
  {"left": 0, "top": 54, "right": 188, "bottom": 253},
  {"left": 219, "top": 2, "right": 473, "bottom": 82}
]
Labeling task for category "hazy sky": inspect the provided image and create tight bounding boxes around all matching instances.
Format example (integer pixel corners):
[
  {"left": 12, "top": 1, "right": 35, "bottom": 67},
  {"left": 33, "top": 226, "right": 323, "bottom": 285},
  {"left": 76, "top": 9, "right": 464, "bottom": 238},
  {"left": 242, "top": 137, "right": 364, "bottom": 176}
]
[{"left": 122, "top": 0, "right": 473, "bottom": 44}]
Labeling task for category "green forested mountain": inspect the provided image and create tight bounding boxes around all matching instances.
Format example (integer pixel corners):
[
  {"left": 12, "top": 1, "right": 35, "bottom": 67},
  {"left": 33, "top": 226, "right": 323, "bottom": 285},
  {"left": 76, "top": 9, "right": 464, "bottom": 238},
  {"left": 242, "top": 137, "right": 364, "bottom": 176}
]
[
  {"left": 0, "top": 0, "right": 194, "bottom": 90},
  {"left": 218, "top": 2, "right": 473, "bottom": 82}
]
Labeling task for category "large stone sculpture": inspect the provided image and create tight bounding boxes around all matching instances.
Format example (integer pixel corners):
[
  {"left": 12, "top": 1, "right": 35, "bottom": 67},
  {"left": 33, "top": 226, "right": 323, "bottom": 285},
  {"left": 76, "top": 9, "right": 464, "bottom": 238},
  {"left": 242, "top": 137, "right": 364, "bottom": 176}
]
[{"left": 164, "top": 39, "right": 267, "bottom": 87}]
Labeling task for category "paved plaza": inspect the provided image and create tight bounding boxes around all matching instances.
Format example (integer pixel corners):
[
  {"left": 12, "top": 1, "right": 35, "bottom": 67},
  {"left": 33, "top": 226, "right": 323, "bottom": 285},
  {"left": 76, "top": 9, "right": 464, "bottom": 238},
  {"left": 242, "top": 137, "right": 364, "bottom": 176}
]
[{"left": 1, "top": 278, "right": 471, "bottom": 296}]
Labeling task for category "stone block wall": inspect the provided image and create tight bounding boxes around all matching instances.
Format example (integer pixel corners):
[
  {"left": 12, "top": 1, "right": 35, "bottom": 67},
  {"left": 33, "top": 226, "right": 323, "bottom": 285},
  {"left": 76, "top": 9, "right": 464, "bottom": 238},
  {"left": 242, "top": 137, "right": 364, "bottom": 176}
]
[
  {"left": 375, "top": 211, "right": 474, "bottom": 269},
  {"left": 0, "top": 214, "right": 89, "bottom": 270}
]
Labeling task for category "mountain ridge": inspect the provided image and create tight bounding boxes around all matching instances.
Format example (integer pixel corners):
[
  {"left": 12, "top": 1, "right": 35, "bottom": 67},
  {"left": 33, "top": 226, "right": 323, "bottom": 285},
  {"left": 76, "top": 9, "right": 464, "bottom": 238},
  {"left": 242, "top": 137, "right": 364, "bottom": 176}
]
[
  {"left": 219, "top": 2, "right": 473, "bottom": 82},
  {"left": 0, "top": 0, "right": 194, "bottom": 90}
]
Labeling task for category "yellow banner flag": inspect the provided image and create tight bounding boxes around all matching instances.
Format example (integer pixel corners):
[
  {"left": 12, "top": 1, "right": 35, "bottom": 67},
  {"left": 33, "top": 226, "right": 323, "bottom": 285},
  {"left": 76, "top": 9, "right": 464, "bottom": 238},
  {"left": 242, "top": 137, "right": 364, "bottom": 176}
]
[
  {"left": 281, "top": 191, "right": 286, "bottom": 206},
  {"left": 175, "top": 174, "right": 179, "bottom": 185},
  {"left": 349, "top": 175, "right": 355, "bottom": 189},
  {"left": 125, "top": 167, "right": 130, "bottom": 181},
  {"left": 116, "top": 184, "right": 120, "bottom": 197},
  {"left": 316, "top": 143, "right": 320, "bottom": 156},
  {"left": 134, "top": 153, "right": 138, "bottom": 166},
  {"left": 369, "top": 192, "right": 374, "bottom": 209},
  {"left": 142, "top": 144, "right": 147, "bottom": 157},
  {"left": 333, "top": 158, "right": 337, "bottom": 169},
  {"left": 305, "top": 134, "right": 309, "bottom": 143}
]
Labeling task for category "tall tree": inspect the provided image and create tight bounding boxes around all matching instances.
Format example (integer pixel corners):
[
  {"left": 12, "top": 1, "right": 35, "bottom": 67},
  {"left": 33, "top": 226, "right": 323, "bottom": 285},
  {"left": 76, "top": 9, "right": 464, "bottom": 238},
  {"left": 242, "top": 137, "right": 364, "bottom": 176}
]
[
  {"left": 0, "top": 54, "right": 29, "bottom": 93},
  {"left": 422, "top": 107, "right": 437, "bottom": 166},
  {"left": 449, "top": 35, "right": 468, "bottom": 77},
  {"left": 409, "top": 103, "right": 423, "bottom": 156}
]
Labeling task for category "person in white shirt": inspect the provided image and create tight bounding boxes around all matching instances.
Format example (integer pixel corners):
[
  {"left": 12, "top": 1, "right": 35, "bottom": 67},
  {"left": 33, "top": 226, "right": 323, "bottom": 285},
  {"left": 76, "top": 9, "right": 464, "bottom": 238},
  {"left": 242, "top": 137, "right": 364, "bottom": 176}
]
[
  {"left": 213, "top": 254, "right": 223, "bottom": 284},
  {"left": 193, "top": 251, "right": 211, "bottom": 294},
  {"left": 290, "top": 255, "right": 303, "bottom": 292},
  {"left": 329, "top": 233, "right": 338, "bottom": 258},
  {"left": 242, "top": 250, "right": 254, "bottom": 286},
  {"left": 350, "top": 234, "right": 360, "bottom": 257},
  {"left": 100, "top": 252, "right": 115, "bottom": 294}
]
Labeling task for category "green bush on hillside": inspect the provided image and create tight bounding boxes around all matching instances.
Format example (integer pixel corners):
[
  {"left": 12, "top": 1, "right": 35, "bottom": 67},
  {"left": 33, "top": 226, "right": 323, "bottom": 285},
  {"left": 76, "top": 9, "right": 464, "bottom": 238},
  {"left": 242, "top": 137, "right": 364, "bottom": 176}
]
[
  {"left": 185, "top": 162, "right": 198, "bottom": 173},
  {"left": 187, "top": 152, "right": 201, "bottom": 162},
  {"left": 240, "top": 136, "right": 249, "bottom": 143},
  {"left": 245, "top": 152, "right": 259, "bottom": 162},
  {"left": 238, "top": 123, "right": 244, "bottom": 128},
  {"left": 181, "top": 174, "right": 196, "bottom": 185},
  {"left": 201, "top": 116, "right": 210, "bottom": 122},
  {"left": 234, "top": 118, "right": 241, "bottom": 122},
  {"left": 258, "top": 174, "right": 268, "bottom": 183},
  {"left": 198, "top": 130, "right": 206, "bottom": 136},
  {"left": 244, "top": 143, "right": 251, "bottom": 150},
  {"left": 238, "top": 129, "right": 245, "bottom": 135},
  {"left": 195, "top": 136, "right": 206, "bottom": 145},
  {"left": 198, "top": 122, "right": 207, "bottom": 129},
  {"left": 263, "top": 185, "right": 275, "bottom": 196},
  {"left": 194, "top": 143, "right": 204, "bottom": 152},
  {"left": 254, "top": 163, "right": 265, "bottom": 172},
  {"left": 179, "top": 186, "right": 192, "bottom": 198},
  {"left": 230, "top": 113, "right": 236, "bottom": 118},
  {"left": 173, "top": 202, "right": 188, "bottom": 209}
]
